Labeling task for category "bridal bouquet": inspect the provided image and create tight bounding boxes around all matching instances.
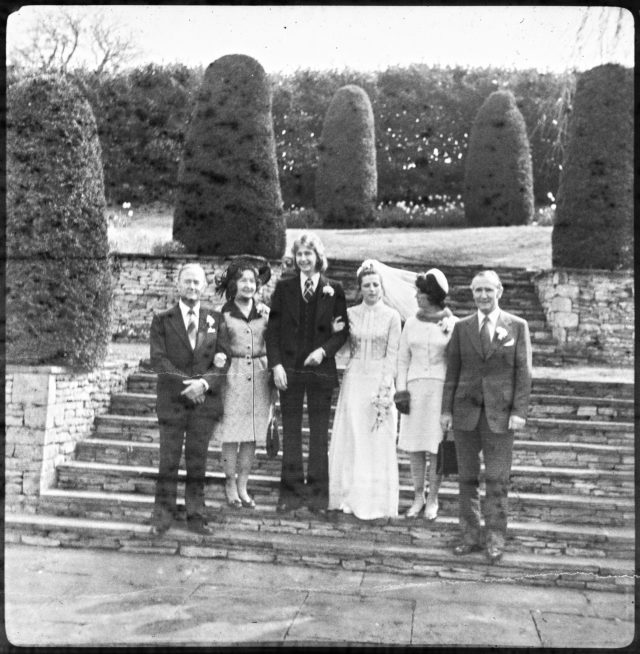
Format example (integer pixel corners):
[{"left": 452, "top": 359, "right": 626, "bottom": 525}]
[{"left": 371, "top": 379, "right": 394, "bottom": 432}]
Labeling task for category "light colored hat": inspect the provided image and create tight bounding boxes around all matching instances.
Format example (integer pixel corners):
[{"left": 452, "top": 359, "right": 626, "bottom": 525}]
[{"left": 425, "top": 268, "right": 449, "bottom": 295}]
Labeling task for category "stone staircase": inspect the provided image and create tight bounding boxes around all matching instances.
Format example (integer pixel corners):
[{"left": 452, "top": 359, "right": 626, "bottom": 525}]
[
  {"left": 326, "top": 259, "right": 582, "bottom": 367},
  {"left": 7, "top": 365, "right": 635, "bottom": 593}
]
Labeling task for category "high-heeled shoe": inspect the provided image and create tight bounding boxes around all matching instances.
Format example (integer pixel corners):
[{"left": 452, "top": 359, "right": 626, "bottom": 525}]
[
  {"left": 404, "top": 499, "right": 426, "bottom": 518},
  {"left": 239, "top": 495, "right": 256, "bottom": 509},
  {"left": 224, "top": 483, "right": 242, "bottom": 508},
  {"left": 425, "top": 496, "right": 439, "bottom": 521}
]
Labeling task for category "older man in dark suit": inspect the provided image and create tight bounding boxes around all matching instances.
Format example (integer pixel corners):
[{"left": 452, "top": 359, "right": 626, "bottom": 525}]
[
  {"left": 149, "top": 263, "right": 229, "bottom": 536},
  {"left": 441, "top": 270, "right": 532, "bottom": 563},
  {"left": 266, "top": 232, "right": 349, "bottom": 513}
]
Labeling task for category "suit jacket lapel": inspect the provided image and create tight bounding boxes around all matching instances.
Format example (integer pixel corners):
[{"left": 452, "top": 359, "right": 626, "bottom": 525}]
[
  {"left": 285, "top": 276, "right": 301, "bottom": 324},
  {"left": 194, "top": 307, "right": 209, "bottom": 352},
  {"left": 466, "top": 314, "right": 484, "bottom": 359},
  {"left": 168, "top": 305, "right": 193, "bottom": 352},
  {"left": 315, "top": 275, "right": 332, "bottom": 328},
  {"left": 486, "top": 311, "right": 510, "bottom": 360}
]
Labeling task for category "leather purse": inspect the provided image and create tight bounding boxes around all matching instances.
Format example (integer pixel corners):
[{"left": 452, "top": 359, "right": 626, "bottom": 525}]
[
  {"left": 436, "top": 430, "right": 458, "bottom": 476},
  {"left": 266, "top": 415, "right": 280, "bottom": 458}
]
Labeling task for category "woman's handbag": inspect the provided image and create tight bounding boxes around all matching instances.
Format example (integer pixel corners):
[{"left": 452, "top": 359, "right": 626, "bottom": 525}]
[
  {"left": 266, "top": 415, "right": 280, "bottom": 458},
  {"left": 436, "top": 430, "right": 458, "bottom": 476}
]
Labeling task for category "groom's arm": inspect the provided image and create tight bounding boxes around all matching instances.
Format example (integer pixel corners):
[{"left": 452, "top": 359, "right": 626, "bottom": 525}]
[
  {"left": 150, "top": 313, "right": 186, "bottom": 380},
  {"left": 319, "top": 282, "right": 349, "bottom": 358}
]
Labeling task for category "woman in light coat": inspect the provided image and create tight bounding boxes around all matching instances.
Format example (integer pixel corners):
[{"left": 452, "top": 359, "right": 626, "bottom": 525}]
[
  {"left": 213, "top": 259, "right": 274, "bottom": 508},
  {"left": 395, "top": 269, "right": 457, "bottom": 520}
]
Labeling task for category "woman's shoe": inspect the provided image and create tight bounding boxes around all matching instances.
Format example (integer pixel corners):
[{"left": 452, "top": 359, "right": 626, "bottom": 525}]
[
  {"left": 425, "top": 496, "right": 439, "bottom": 521},
  {"left": 239, "top": 495, "right": 256, "bottom": 509},
  {"left": 404, "top": 498, "right": 426, "bottom": 518},
  {"left": 225, "top": 481, "right": 242, "bottom": 508}
]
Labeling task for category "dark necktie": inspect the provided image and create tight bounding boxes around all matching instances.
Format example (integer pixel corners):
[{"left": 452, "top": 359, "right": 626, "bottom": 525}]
[
  {"left": 303, "top": 278, "right": 314, "bottom": 303},
  {"left": 480, "top": 316, "right": 491, "bottom": 357},
  {"left": 187, "top": 309, "right": 197, "bottom": 349}
]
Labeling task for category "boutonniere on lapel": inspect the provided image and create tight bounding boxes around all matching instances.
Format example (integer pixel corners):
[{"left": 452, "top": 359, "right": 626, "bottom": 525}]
[
  {"left": 495, "top": 326, "right": 514, "bottom": 346},
  {"left": 322, "top": 284, "right": 334, "bottom": 297},
  {"left": 438, "top": 316, "right": 457, "bottom": 334},
  {"left": 256, "top": 302, "right": 270, "bottom": 318},
  {"left": 205, "top": 315, "right": 216, "bottom": 333}
]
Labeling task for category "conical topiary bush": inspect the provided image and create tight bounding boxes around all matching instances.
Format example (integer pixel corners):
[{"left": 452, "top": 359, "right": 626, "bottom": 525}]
[
  {"left": 463, "top": 90, "right": 534, "bottom": 226},
  {"left": 315, "top": 84, "right": 377, "bottom": 227},
  {"left": 6, "top": 75, "right": 112, "bottom": 368},
  {"left": 552, "top": 64, "right": 633, "bottom": 270},
  {"left": 173, "top": 54, "right": 285, "bottom": 258}
]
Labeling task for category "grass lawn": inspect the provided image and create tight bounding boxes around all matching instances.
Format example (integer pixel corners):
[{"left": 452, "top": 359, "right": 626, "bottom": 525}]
[{"left": 108, "top": 207, "right": 552, "bottom": 269}]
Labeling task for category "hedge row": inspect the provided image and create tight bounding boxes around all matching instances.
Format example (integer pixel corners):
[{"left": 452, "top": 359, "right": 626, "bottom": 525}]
[{"left": 9, "top": 63, "right": 568, "bottom": 207}]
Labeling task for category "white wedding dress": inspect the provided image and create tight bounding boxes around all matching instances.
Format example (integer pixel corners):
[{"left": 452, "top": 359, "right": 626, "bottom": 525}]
[{"left": 328, "top": 300, "right": 401, "bottom": 519}]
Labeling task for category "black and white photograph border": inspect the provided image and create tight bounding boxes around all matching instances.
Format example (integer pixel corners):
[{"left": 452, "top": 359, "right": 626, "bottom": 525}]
[{"left": 3, "top": 3, "right": 635, "bottom": 648}]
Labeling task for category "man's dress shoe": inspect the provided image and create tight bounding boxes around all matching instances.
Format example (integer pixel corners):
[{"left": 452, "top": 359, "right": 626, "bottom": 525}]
[
  {"left": 485, "top": 544, "right": 504, "bottom": 564},
  {"left": 187, "top": 519, "right": 212, "bottom": 535},
  {"left": 453, "top": 543, "right": 483, "bottom": 556}
]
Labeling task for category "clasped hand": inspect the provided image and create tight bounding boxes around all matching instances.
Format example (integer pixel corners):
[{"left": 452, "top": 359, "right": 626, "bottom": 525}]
[{"left": 180, "top": 378, "right": 206, "bottom": 404}]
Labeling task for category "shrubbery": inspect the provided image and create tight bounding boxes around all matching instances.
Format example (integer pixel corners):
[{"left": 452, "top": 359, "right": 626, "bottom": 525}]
[
  {"left": 552, "top": 64, "right": 633, "bottom": 270},
  {"left": 6, "top": 75, "right": 112, "bottom": 367},
  {"left": 316, "top": 85, "right": 377, "bottom": 227},
  {"left": 464, "top": 90, "right": 534, "bottom": 226},
  {"left": 173, "top": 54, "right": 285, "bottom": 257},
  {"left": 8, "top": 64, "right": 567, "bottom": 209}
]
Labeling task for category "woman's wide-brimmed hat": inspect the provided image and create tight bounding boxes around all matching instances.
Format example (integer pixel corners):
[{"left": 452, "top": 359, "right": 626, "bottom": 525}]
[{"left": 215, "top": 256, "right": 271, "bottom": 296}]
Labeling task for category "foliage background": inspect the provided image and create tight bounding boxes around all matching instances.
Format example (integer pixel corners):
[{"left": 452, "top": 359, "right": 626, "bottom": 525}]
[{"left": 8, "top": 64, "right": 568, "bottom": 209}]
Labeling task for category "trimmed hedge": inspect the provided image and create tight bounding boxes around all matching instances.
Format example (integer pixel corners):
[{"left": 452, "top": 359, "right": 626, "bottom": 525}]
[
  {"left": 552, "top": 64, "right": 633, "bottom": 270},
  {"left": 173, "top": 54, "right": 285, "bottom": 257},
  {"left": 463, "top": 90, "right": 534, "bottom": 226},
  {"left": 316, "top": 85, "right": 377, "bottom": 227},
  {"left": 6, "top": 75, "right": 112, "bottom": 367}
]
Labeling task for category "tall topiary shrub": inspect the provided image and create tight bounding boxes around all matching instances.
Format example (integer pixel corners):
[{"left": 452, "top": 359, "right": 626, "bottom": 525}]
[
  {"left": 463, "top": 90, "right": 534, "bottom": 226},
  {"left": 552, "top": 64, "right": 633, "bottom": 269},
  {"left": 315, "top": 84, "right": 377, "bottom": 227},
  {"left": 173, "top": 54, "right": 285, "bottom": 257},
  {"left": 6, "top": 75, "right": 112, "bottom": 367}
]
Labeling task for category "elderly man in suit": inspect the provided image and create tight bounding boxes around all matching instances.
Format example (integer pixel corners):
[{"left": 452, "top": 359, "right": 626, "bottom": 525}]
[
  {"left": 440, "top": 270, "right": 532, "bottom": 563},
  {"left": 149, "top": 263, "right": 230, "bottom": 536},
  {"left": 266, "top": 232, "right": 349, "bottom": 514}
]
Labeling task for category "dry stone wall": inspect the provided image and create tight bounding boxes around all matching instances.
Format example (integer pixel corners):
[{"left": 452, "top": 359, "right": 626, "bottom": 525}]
[
  {"left": 533, "top": 269, "right": 634, "bottom": 366},
  {"left": 5, "top": 358, "right": 137, "bottom": 512},
  {"left": 110, "top": 255, "right": 287, "bottom": 341}
]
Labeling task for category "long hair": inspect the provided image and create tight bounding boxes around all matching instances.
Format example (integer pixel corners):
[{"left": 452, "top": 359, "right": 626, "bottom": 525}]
[{"left": 291, "top": 231, "right": 328, "bottom": 273}]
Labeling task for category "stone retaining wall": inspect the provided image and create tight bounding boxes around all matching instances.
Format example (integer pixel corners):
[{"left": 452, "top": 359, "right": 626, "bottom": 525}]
[
  {"left": 110, "top": 254, "right": 287, "bottom": 341},
  {"left": 5, "top": 358, "right": 138, "bottom": 512},
  {"left": 533, "top": 269, "right": 634, "bottom": 366}
]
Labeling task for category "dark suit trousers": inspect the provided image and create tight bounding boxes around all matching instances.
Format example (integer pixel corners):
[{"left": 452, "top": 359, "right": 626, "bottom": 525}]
[
  {"left": 153, "top": 410, "right": 214, "bottom": 526},
  {"left": 278, "top": 370, "right": 333, "bottom": 507},
  {"left": 453, "top": 409, "right": 514, "bottom": 548}
]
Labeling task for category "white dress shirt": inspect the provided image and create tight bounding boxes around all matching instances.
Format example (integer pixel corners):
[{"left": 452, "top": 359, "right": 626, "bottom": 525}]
[
  {"left": 299, "top": 272, "right": 320, "bottom": 296},
  {"left": 477, "top": 307, "right": 501, "bottom": 340}
]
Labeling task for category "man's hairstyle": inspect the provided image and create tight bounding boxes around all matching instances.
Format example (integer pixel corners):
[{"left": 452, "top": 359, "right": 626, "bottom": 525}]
[
  {"left": 176, "top": 263, "right": 207, "bottom": 284},
  {"left": 291, "top": 231, "right": 328, "bottom": 273},
  {"left": 470, "top": 269, "right": 502, "bottom": 289}
]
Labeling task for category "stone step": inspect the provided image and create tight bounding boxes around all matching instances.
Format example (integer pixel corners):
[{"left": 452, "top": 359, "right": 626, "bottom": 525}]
[
  {"left": 5, "top": 513, "right": 633, "bottom": 593},
  {"left": 76, "top": 437, "right": 634, "bottom": 475},
  {"left": 127, "top": 372, "right": 633, "bottom": 399},
  {"left": 94, "top": 413, "right": 636, "bottom": 448},
  {"left": 109, "top": 391, "right": 634, "bottom": 423},
  {"left": 28, "top": 489, "right": 636, "bottom": 561},
  {"left": 54, "top": 461, "right": 635, "bottom": 525}
]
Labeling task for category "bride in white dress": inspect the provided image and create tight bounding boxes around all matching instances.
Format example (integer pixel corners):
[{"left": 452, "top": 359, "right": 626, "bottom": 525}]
[{"left": 328, "top": 260, "right": 402, "bottom": 519}]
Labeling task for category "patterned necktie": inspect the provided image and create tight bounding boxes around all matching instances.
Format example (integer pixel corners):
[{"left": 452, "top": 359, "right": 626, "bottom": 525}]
[
  {"left": 187, "top": 309, "right": 197, "bottom": 349},
  {"left": 480, "top": 316, "right": 491, "bottom": 357},
  {"left": 303, "top": 277, "right": 314, "bottom": 303}
]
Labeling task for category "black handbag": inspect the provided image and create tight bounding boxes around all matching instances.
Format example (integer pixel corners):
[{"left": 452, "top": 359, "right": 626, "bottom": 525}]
[
  {"left": 436, "top": 431, "right": 458, "bottom": 476},
  {"left": 266, "top": 415, "right": 280, "bottom": 458}
]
